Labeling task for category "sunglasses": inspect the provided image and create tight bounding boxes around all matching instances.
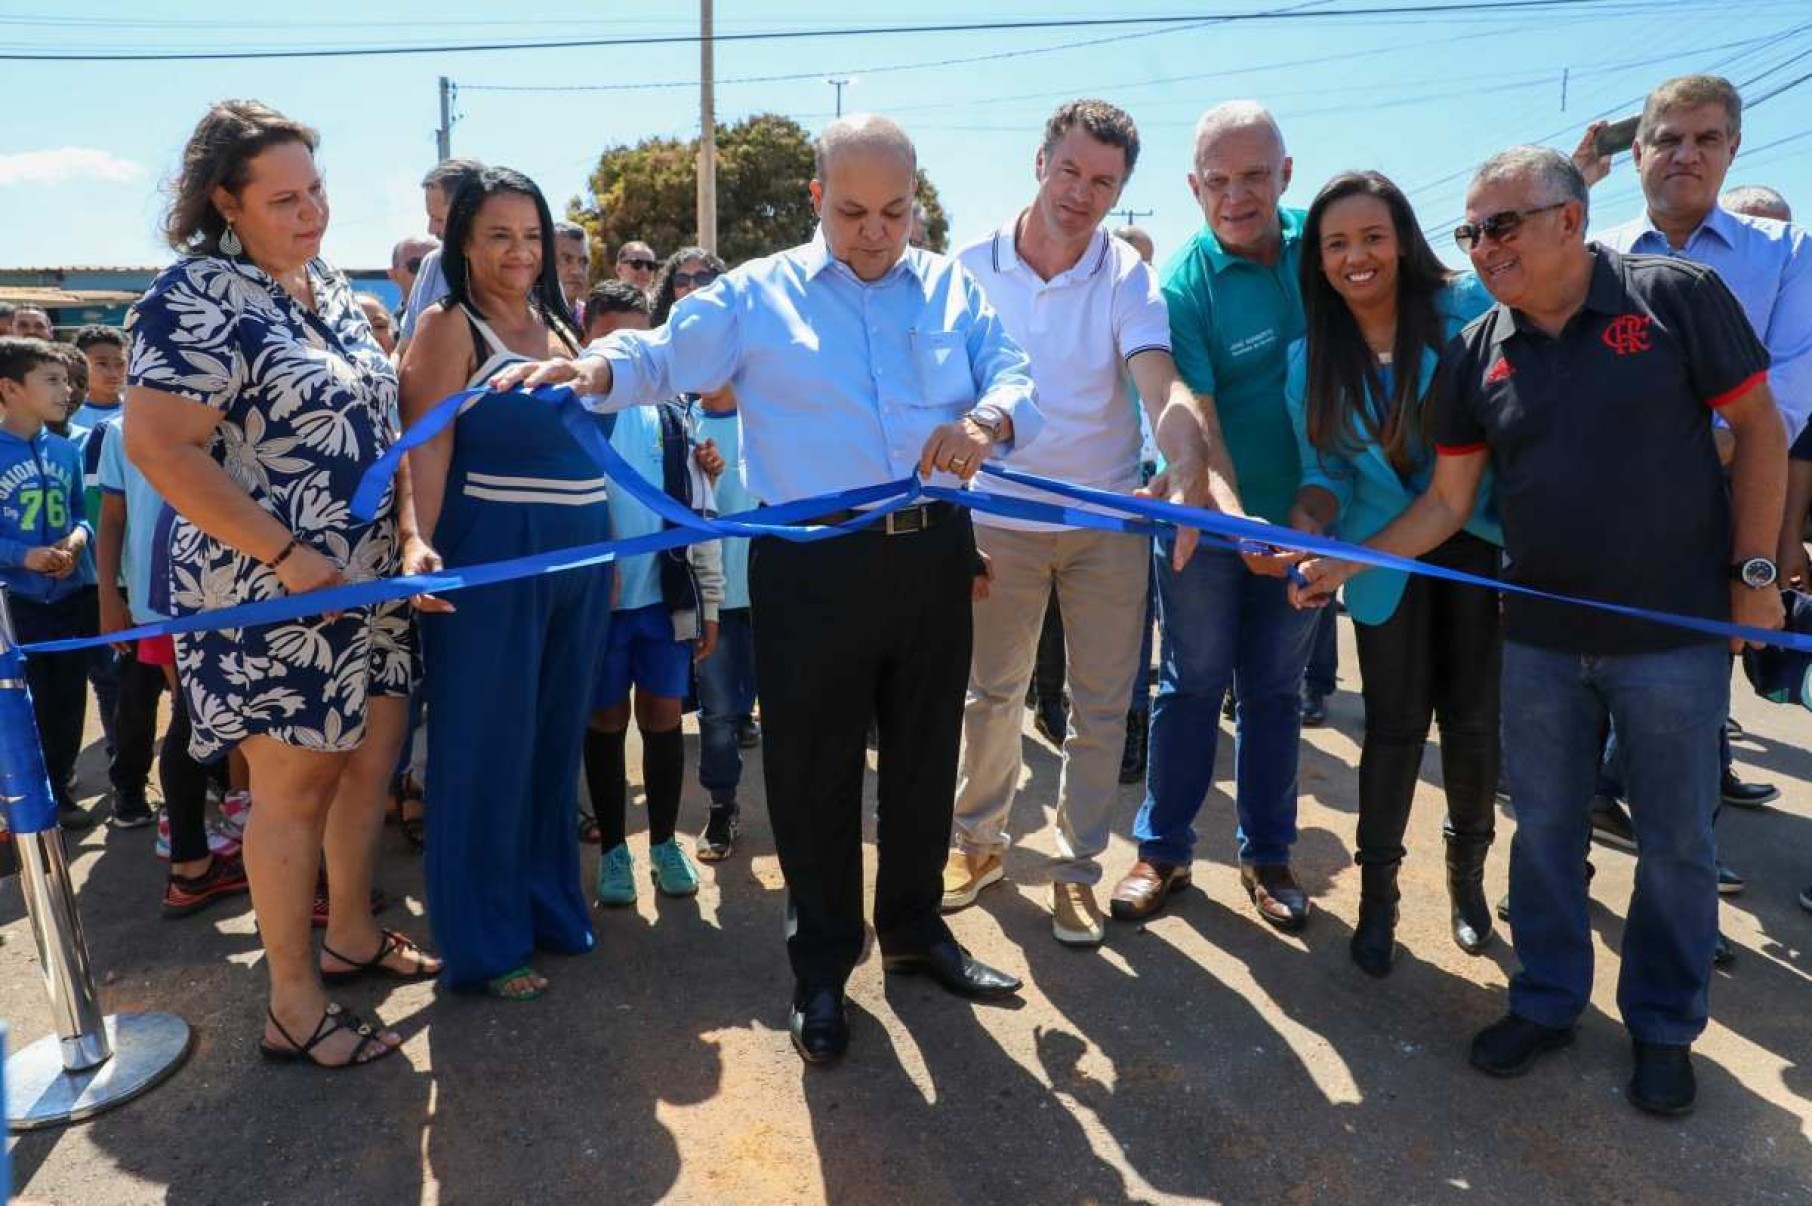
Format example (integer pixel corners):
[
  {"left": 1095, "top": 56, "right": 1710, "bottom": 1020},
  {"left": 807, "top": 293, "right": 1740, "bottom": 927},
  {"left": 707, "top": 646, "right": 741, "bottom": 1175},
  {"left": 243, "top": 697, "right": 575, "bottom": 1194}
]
[
  {"left": 673, "top": 268, "right": 720, "bottom": 289},
  {"left": 403, "top": 256, "right": 425, "bottom": 274},
  {"left": 1453, "top": 202, "right": 1567, "bottom": 253},
  {"left": 619, "top": 258, "right": 659, "bottom": 272}
]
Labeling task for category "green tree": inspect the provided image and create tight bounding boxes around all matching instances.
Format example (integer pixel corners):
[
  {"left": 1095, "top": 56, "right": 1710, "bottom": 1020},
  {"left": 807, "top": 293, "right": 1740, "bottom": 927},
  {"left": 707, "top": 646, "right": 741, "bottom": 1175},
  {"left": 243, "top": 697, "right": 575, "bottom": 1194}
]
[{"left": 570, "top": 113, "right": 952, "bottom": 269}]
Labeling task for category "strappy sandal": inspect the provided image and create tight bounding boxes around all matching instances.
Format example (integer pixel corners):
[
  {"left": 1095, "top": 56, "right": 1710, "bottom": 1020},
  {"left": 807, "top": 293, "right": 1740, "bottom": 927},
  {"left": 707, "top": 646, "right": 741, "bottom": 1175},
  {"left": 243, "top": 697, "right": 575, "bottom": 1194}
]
[
  {"left": 321, "top": 929, "right": 441, "bottom": 986},
  {"left": 487, "top": 966, "right": 545, "bottom": 1002},
  {"left": 259, "top": 1003, "right": 394, "bottom": 1068}
]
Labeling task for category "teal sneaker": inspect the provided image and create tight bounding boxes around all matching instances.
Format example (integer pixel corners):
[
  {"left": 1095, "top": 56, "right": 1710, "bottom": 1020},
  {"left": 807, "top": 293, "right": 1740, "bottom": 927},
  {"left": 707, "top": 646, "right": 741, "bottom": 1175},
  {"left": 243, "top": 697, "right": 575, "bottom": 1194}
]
[
  {"left": 596, "top": 843, "right": 637, "bottom": 907},
  {"left": 648, "top": 838, "right": 700, "bottom": 898}
]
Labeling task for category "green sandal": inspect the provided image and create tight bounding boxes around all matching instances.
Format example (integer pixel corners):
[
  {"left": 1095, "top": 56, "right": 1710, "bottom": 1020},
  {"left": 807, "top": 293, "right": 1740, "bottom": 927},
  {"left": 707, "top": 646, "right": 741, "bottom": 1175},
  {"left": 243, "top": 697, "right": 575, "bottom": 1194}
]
[{"left": 487, "top": 966, "right": 545, "bottom": 1002}]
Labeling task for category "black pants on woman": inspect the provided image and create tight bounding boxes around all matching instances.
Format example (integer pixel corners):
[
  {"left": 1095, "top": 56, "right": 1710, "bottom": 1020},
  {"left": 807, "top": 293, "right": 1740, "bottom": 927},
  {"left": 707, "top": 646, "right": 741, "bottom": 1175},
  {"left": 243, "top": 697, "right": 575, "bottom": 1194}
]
[{"left": 1353, "top": 531, "right": 1501, "bottom": 866}]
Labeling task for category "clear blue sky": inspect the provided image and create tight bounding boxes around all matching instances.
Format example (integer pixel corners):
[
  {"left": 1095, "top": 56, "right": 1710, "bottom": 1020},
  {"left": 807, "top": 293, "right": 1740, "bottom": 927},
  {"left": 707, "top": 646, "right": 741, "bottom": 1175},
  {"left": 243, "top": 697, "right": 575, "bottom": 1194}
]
[{"left": 2, "top": 1, "right": 1809, "bottom": 273}]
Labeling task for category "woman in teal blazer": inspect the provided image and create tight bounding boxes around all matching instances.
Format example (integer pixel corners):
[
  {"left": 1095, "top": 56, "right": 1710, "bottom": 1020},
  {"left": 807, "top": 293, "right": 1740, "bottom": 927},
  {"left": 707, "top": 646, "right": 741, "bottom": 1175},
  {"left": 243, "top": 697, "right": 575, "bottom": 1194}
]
[{"left": 1282, "top": 171, "right": 1501, "bottom": 978}]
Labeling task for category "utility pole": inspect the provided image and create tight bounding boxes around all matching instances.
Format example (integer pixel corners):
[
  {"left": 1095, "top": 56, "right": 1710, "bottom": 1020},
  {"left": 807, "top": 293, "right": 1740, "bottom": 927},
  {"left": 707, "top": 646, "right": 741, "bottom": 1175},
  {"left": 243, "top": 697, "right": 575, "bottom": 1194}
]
[
  {"left": 1111, "top": 206, "right": 1154, "bottom": 227},
  {"left": 436, "top": 76, "right": 455, "bottom": 161},
  {"left": 697, "top": 0, "right": 718, "bottom": 254},
  {"left": 827, "top": 76, "right": 852, "bottom": 117}
]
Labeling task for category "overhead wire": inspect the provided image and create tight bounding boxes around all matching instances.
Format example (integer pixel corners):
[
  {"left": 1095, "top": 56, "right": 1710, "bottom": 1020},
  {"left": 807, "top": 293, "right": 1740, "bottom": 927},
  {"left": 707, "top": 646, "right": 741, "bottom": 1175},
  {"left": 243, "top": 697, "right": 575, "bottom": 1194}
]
[{"left": 0, "top": 0, "right": 1707, "bottom": 62}]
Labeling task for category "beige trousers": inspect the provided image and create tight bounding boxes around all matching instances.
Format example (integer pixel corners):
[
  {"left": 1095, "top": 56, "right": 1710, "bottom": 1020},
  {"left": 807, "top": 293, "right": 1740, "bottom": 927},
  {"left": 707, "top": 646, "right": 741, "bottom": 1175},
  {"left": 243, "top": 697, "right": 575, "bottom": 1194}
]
[{"left": 953, "top": 523, "right": 1151, "bottom": 885}]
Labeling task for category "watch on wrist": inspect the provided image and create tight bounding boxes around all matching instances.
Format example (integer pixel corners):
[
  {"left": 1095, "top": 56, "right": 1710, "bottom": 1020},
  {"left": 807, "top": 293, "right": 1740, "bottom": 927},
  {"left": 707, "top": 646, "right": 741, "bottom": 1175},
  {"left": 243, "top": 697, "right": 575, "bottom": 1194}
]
[
  {"left": 1729, "top": 556, "right": 1778, "bottom": 589},
  {"left": 965, "top": 407, "right": 1007, "bottom": 443}
]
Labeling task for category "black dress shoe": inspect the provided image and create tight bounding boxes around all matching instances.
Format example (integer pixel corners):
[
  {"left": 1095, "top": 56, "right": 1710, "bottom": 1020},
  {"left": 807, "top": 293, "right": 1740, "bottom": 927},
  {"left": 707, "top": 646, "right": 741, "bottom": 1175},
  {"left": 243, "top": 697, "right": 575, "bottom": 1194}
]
[
  {"left": 1589, "top": 795, "right": 1637, "bottom": 852},
  {"left": 1299, "top": 689, "right": 1327, "bottom": 728},
  {"left": 789, "top": 985, "right": 848, "bottom": 1065},
  {"left": 1470, "top": 1013, "right": 1574, "bottom": 1078},
  {"left": 1629, "top": 1041, "right": 1695, "bottom": 1116},
  {"left": 882, "top": 940, "right": 1021, "bottom": 1000},
  {"left": 1712, "top": 932, "right": 1736, "bottom": 968},
  {"left": 1720, "top": 771, "right": 1778, "bottom": 809}
]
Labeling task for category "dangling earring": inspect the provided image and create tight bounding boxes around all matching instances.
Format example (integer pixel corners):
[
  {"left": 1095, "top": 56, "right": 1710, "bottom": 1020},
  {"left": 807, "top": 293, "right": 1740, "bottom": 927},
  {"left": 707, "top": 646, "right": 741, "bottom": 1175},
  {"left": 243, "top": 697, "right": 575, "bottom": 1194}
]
[{"left": 218, "top": 220, "right": 242, "bottom": 256}]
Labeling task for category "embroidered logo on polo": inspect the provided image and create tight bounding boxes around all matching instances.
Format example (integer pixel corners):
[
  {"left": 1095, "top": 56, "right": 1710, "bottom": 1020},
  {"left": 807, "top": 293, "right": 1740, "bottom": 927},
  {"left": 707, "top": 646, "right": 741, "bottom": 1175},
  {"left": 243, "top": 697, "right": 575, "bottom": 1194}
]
[
  {"left": 1602, "top": 314, "right": 1653, "bottom": 357},
  {"left": 1228, "top": 329, "right": 1278, "bottom": 358},
  {"left": 1484, "top": 357, "right": 1515, "bottom": 384}
]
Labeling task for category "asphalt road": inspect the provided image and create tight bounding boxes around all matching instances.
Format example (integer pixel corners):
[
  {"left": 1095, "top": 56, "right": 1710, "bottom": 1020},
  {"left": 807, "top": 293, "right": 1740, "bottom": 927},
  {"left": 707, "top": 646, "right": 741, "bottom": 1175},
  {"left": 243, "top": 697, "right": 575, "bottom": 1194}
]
[{"left": 3, "top": 616, "right": 1809, "bottom": 1204}]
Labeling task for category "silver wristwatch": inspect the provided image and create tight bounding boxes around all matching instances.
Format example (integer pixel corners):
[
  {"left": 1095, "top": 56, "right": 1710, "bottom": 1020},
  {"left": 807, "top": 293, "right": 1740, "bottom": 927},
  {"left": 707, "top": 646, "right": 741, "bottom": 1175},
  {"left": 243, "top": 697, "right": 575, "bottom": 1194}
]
[{"left": 965, "top": 407, "right": 1008, "bottom": 443}]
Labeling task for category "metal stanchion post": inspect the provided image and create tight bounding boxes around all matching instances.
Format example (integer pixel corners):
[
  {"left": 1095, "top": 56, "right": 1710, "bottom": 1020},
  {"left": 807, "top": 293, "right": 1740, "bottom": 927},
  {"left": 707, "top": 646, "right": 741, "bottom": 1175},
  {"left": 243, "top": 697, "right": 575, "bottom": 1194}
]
[{"left": 0, "top": 587, "right": 189, "bottom": 1130}]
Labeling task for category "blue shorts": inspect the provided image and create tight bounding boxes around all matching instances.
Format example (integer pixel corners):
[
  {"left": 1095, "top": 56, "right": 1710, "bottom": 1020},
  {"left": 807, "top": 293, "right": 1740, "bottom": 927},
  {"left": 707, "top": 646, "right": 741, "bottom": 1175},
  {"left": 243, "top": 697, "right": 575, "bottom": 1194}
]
[{"left": 595, "top": 603, "right": 692, "bottom": 706}]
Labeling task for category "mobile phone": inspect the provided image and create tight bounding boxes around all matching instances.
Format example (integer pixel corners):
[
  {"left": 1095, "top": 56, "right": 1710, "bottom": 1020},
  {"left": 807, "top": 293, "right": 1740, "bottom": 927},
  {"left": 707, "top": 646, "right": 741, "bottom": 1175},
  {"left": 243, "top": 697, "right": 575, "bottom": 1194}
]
[{"left": 1594, "top": 114, "right": 1640, "bottom": 158}]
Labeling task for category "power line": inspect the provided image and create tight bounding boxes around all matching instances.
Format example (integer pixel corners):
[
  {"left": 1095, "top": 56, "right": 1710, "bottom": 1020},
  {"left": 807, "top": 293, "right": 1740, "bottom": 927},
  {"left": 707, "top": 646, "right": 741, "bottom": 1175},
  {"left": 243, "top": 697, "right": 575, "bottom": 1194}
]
[
  {"left": 0, "top": 0, "right": 1675, "bottom": 63},
  {"left": 843, "top": 28, "right": 1777, "bottom": 121},
  {"left": 1415, "top": 29, "right": 1812, "bottom": 237},
  {"left": 1405, "top": 20, "right": 1812, "bottom": 210},
  {"left": 461, "top": 0, "right": 1343, "bottom": 94}
]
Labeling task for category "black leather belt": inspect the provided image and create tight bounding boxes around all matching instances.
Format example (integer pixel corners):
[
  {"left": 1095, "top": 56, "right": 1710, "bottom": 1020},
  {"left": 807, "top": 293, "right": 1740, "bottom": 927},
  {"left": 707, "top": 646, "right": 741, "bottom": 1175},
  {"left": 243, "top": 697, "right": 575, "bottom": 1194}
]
[{"left": 815, "top": 500, "right": 958, "bottom": 535}]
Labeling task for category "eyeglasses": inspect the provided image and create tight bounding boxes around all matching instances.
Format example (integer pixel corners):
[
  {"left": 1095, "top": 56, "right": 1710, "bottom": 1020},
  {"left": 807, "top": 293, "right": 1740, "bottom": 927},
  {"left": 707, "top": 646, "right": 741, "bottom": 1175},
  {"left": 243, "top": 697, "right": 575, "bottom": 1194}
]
[
  {"left": 672, "top": 269, "right": 720, "bottom": 289},
  {"left": 1453, "top": 202, "right": 1567, "bottom": 253},
  {"left": 403, "top": 256, "right": 424, "bottom": 274},
  {"left": 619, "top": 258, "right": 659, "bottom": 272}
]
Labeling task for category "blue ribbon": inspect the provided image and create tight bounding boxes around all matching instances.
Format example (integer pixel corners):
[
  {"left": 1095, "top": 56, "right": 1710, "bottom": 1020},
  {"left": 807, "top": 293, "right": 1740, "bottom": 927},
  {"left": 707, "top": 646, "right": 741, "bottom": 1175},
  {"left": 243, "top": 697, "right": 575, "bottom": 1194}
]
[
  {"left": 0, "top": 648, "right": 60, "bottom": 834},
  {"left": 21, "top": 384, "right": 1812, "bottom": 657}
]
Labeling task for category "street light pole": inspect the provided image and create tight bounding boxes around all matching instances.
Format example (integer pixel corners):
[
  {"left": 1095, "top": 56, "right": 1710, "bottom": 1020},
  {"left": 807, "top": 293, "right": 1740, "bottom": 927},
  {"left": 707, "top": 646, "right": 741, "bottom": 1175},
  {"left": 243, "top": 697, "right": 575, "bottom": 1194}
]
[
  {"left": 436, "top": 76, "right": 454, "bottom": 161},
  {"left": 827, "top": 76, "right": 852, "bottom": 118},
  {"left": 697, "top": 0, "right": 718, "bottom": 254}
]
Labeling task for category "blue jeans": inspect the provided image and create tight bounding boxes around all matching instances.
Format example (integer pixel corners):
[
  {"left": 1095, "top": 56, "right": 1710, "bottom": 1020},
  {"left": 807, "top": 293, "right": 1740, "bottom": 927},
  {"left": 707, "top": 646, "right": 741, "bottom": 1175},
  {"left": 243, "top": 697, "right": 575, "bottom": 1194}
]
[
  {"left": 1305, "top": 604, "right": 1338, "bottom": 697},
  {"left": 1134, "top": 541, "right": 1319, "bottom": 866},
  {"left": 1501, "top": 640, "right": 1727, "bottom": 1044},
  {"left": 1599, "top": 710, "right": 1734, "bottom": 799},
  {"left": 697, "top": 607, "right": 756, "bottom": 804}
]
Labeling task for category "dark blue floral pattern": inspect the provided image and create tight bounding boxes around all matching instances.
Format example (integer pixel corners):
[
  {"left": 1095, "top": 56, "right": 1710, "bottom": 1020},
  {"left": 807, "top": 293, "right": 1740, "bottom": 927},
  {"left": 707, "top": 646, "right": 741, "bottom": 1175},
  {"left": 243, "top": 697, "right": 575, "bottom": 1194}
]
[{"left": 127, "top": 254, "right": 413, "bottom": 758}]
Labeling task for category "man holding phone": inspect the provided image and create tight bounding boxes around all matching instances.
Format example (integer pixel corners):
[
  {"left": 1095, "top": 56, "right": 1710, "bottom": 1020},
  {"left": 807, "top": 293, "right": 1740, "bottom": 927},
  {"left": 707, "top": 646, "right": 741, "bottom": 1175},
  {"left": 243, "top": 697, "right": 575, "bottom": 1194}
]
[
  {"left": 1580, "top": 75, "right": 1810, "bottom": 439},
  {"left": 1576, "top": 74, "right": 1812, "bottom": 834}
]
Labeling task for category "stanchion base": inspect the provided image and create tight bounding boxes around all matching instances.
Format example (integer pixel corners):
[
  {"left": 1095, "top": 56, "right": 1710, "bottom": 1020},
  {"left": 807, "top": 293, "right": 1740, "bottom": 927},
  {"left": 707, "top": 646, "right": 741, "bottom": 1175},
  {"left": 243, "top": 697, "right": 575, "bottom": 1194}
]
[{"left": 7, "top": 1013, "right": 191, "bottom": 1131}]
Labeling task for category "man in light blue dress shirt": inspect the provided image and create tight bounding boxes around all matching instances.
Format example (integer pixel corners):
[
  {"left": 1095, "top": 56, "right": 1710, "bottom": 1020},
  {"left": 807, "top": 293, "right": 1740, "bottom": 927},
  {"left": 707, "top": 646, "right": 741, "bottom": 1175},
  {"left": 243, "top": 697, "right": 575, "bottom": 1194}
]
[
  {"left": 496, "top": 114, "right": 1043, "bottom": 1066},
  {"left": 1577, "top": 72, "right": 1810, "bottom": 915},
  {"left": 1584, "top": 75, "right": 1810, "bottom": 441}
]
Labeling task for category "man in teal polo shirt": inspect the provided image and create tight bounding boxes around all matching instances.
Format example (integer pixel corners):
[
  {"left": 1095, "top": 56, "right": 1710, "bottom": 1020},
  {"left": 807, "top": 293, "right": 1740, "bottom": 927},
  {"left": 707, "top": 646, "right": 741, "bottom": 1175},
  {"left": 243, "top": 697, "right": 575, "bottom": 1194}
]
[{"left": 1111, "top": 101, "right": 1321, "bottom": 931}]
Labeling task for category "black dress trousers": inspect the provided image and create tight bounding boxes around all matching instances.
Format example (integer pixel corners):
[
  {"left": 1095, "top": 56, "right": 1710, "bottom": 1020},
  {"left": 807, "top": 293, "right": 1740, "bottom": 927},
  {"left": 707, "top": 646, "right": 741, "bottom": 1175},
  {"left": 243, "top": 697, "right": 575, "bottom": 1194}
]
[{"left": 750, "top": 510, "right": 973, "bottom": 989}]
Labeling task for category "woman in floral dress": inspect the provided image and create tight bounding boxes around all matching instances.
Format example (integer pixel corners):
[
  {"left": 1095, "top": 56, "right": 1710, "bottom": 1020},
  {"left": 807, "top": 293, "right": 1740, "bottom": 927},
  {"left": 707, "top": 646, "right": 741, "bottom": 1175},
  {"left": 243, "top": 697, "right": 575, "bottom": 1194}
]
[{"left": 127, "top": 101, "right": 441, "bottom": 1069}]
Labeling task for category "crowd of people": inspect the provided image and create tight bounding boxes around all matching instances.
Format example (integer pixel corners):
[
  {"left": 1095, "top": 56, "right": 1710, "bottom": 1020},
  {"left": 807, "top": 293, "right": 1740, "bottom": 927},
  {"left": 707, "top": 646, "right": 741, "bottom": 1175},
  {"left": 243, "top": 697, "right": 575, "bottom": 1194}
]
[{"left": 0, "top": 69, "right": 1805, "bottom": 1120}]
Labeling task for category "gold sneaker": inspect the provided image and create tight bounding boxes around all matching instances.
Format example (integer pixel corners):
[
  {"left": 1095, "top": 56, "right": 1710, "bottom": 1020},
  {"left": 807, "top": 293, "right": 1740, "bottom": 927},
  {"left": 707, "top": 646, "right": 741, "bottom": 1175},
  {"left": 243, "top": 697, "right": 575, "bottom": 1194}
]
[
  {"left": 940, "top": 849, "right": 1004, "bottom": 913},
  {"left": 1052, "top": 882, "right": 1106, "bottom": 947}
]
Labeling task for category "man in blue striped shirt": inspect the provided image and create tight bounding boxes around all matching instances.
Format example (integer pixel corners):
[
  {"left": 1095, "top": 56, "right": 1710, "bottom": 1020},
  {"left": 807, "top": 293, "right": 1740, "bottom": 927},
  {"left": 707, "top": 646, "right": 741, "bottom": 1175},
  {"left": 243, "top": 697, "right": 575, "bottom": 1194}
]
[{"left": 497, "top": 114, "right": 1043, "bottom": 1066}]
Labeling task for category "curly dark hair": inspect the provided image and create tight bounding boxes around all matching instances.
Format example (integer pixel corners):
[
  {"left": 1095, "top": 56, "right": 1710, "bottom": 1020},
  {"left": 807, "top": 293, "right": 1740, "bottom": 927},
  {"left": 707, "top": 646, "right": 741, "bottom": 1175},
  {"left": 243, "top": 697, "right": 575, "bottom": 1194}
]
[
  {"left": 649, "top": 246, "right": 728, "bottom": 327},
  {"left": 163, "top": 100, "right": 320, "bottom": 255}
]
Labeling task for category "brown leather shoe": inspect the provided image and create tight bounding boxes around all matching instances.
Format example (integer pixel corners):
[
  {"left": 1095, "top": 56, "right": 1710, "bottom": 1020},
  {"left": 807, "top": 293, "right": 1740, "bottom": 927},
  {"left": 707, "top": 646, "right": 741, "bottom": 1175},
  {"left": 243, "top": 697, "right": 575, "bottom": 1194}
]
[
  {"left": 1110, "top": 860, "right": 1192, "bottom": 921},
  {"left": 1241, "top": 863, "right": 1310, "bottom": 932}
]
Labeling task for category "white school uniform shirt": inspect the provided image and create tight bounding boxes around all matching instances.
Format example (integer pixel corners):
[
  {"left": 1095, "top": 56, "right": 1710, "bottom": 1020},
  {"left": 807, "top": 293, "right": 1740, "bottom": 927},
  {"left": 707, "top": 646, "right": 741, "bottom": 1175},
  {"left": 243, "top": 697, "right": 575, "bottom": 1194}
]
[{"left": 958, "top": 214, "right": 1172, "bottom": 531}]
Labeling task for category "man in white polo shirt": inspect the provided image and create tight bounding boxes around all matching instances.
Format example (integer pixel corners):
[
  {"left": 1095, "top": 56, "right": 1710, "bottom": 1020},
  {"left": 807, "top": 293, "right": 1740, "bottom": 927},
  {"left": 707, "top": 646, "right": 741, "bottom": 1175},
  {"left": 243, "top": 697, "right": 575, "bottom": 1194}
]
[{"left": 942, "top": 99, "right": 1245, "bottom": 946}]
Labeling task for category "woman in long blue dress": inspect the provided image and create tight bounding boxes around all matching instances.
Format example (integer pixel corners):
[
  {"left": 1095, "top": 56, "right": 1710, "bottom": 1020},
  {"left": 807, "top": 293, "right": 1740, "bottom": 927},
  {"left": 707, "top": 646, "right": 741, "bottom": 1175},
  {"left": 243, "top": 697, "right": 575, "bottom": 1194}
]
[{"left": 400, "top": 168, "right": 614, "bottom": 1001}]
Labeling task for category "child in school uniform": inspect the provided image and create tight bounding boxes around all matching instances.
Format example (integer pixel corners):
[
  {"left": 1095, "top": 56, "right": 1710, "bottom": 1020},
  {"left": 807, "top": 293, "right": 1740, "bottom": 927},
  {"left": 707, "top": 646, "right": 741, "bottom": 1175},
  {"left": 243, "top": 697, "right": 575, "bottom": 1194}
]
[{"left": 0, "top": 337, "right": 99, "bottom": 830}]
